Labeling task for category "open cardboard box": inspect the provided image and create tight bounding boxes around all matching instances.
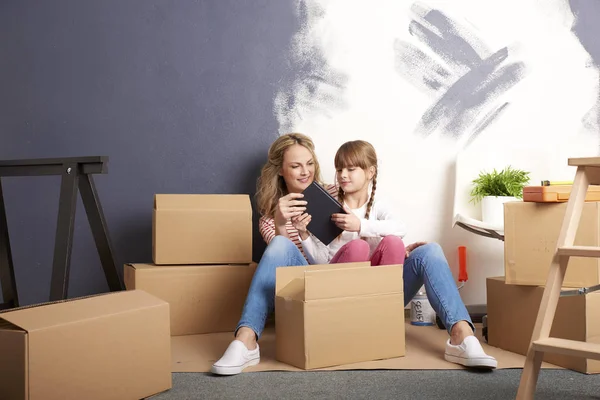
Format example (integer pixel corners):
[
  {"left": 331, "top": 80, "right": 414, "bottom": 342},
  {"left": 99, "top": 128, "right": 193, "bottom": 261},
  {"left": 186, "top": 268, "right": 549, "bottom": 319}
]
[{"left": 275, "top": 261, "right": 405, "bottom": 369}]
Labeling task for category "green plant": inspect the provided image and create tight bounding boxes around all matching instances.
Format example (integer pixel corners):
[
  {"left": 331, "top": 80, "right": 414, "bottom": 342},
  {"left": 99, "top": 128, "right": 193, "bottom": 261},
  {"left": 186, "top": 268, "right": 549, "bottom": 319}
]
[{"left": 470, "top": 166, "right": 530, "bottom": 204}]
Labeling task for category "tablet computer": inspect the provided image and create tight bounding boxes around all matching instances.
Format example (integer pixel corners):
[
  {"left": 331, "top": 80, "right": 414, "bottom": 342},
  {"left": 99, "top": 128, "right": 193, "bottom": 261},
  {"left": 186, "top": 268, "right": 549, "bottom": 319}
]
[{"left": 301, "top": 181, "right": 345, "bottom": 245}]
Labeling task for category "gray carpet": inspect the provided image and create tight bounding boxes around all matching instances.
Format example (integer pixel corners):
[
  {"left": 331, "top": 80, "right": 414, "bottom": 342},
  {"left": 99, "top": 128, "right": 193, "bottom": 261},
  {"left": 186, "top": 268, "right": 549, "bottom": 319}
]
[{"left": 150, "top": 369, "right": 600, "bottom": 399}]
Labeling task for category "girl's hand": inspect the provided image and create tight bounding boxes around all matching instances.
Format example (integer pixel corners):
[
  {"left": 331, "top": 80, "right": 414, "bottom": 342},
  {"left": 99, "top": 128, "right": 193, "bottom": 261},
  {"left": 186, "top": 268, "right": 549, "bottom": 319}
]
[
  {"left": 274, "top": 193, "right": 307, "bottom": 228},
  {"left": 291, "top": 213, "right": 312, "bottom": 240},
  {"left": 331, "top": 205, "right": 361, "bottom": 232},
  {"left": 405, "top": 241, "right": 427, "bottom": 258}
]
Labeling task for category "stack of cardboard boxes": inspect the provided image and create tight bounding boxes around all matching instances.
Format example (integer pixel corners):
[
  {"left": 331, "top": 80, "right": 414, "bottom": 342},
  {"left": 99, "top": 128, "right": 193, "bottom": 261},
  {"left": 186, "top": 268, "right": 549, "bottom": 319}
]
[
  {"left": 128, "top": 193, "right": 406, "bottom": 369},
  {"left": 124, "top": 194, "right": 257, "bottom": 336},
  {"left": 487, "top": 201, "right": 600, "bottom": 374}
]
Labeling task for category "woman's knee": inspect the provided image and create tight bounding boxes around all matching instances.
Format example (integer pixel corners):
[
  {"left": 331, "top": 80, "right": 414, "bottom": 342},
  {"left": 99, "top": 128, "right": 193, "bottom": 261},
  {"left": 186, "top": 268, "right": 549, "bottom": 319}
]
[
  {"left": 264, "top": 235, "right": 297, "bottom": 257},
  {"left": 415, "top": 242, "right": 448, "bottom": 264}
]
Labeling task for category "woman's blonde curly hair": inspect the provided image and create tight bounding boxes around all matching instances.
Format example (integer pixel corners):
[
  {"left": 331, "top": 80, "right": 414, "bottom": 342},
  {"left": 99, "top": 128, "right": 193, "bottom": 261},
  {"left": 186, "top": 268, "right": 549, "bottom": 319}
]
[{"left": 256, "top": 133, "right": 323, "bottom": 218}]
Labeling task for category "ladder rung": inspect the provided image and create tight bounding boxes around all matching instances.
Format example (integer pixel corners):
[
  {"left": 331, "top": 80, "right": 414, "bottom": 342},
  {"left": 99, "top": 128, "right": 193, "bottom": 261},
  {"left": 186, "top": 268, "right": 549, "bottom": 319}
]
[
  {"left": 568, "top": 157, "right": 600, "bottom": 167},
  {"left": 533, "top": 338, "right": 600, "bottom": 360},
  {"left": 557, "top": 246, "right": 600, "bottom": 258}
]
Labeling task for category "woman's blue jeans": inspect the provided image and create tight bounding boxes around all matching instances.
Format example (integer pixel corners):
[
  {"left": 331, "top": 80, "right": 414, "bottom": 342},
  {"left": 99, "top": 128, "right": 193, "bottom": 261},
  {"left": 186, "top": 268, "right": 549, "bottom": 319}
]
[{"left": 236, "top": 237, "right": 472, "bottom": 338}]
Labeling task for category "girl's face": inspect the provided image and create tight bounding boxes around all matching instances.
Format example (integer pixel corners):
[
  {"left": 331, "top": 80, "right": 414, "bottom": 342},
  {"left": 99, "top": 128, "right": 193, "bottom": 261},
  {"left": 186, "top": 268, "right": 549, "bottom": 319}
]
[
  {"left": 279, "top": 144, "right": 316, "bottom": 193},
  {"left": 336, "top": 164, "right": 375, "bottom": 195}
]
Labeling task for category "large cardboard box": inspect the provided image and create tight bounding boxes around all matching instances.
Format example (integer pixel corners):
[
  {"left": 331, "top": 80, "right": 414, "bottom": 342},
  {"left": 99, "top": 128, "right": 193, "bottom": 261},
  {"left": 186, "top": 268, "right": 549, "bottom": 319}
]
[
  {"left": 152, "top": 194, "right": 253, "bottom": 265},
  {"left": 504, "top": 201, "right": 600, "bottom": 287},
  {"left": 487, "top": 276, "right": 600, "bottom": 374},
  {"left": 0, "top": 290, "right": 172, "bottom": 399},
  {"left": 124, "top": 262, "right": 257, "bottom": 335},
  {"left": 275, "top": 262, "right": 405, "bottom": 370}
]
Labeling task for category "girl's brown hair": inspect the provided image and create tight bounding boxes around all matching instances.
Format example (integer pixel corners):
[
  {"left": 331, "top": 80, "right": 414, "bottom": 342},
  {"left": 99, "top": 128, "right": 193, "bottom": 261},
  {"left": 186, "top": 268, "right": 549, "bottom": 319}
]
[
  {"left": 256, "top": 133, "right": 323, "bottom": 218},
  {"left": 334, "top": 140, "right": 378, "bottom": 219}
]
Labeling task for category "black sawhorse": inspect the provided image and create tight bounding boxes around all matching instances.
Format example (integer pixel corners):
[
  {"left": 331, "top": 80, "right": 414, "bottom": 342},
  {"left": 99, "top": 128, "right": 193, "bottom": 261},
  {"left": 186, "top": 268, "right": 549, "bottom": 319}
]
[{"left": 0, "top": 156, "right": 123, "bottom": 310}]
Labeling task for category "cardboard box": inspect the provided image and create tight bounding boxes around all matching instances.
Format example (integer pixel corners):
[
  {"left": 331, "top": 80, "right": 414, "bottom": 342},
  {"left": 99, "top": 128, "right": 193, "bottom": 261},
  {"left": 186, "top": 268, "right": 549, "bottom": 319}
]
[
  {"left": 152, "top": 194, "right": 253, "bottom": 265},
  {"left": 124, "top": 263, "right": 257, "bottom": 335},
  {"left": 487, "top": 276, "right": 600, "bottom": 374},
  {"left": 275, "top": 262, "right": 405, "bottom": 370},
  {"left": 504, "top": 201, "right": 600, "bottom": 287},
  {"left": 0, "top": 290, "right": 172, "bottom": 400}
]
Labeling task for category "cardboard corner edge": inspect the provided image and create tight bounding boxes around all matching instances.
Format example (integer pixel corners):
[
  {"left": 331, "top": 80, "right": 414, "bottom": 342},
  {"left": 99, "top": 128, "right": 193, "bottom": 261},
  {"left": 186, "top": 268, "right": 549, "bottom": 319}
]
[{"left": 0, "top": 327, "right": 27, "bottom": 400}]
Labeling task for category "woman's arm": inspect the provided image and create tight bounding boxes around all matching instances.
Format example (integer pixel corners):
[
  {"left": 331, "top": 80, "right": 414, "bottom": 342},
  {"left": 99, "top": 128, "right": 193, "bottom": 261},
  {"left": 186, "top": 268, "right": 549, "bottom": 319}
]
[
  {"left": 272, "top": 193, "right": 307, "bottom": 238},
  {"left": 359, "top": 199, "right": 407, "bottom": 238},
  {"left": 259, "top": 216, "right": 283, "bottom": 244}
]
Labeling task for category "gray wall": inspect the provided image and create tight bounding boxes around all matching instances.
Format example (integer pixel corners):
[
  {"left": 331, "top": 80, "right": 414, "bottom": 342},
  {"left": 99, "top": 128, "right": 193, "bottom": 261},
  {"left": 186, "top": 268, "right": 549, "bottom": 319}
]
[{"left": 0, "top": 0, "right": 298, "bottom": 305}]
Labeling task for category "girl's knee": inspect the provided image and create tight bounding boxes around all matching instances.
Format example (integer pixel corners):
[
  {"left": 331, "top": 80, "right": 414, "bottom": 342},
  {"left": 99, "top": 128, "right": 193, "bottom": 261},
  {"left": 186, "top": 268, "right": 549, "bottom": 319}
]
[
  {"left": 347, "top": 239, "right": 370, "bottom": 252},
  {"left": 381, "top": 236, "right": 405, "bottom": 251},
  {"left": 336, "top": 239, "right": 370, "bottom": 262}
]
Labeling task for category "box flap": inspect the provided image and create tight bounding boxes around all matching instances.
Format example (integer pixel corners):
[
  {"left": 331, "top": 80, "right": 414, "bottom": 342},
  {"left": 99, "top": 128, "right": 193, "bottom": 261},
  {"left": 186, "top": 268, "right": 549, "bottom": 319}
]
[
  {"left": 276, "top": 278, "right": 306, "bottom": 301},
  {"left": 275, "top": 262, "right": 370, "bottom": 295},
  {"left": 304, "top": 264, "right": 403, "bottom": 300},
  {"left": 126, "top": 262, "right": 255, "bottom": 270},
  {"left": 154, "top": 194, "right": 250, "bottom": 210},
  {"left": 0, "top": 290, "right": 165, "bottom": 332}
]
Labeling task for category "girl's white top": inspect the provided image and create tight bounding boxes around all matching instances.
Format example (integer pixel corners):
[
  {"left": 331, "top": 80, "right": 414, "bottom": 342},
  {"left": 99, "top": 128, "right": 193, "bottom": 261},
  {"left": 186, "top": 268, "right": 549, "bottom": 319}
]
[{"left": 299, "top": 196, "right": 407, "bottom": 265}]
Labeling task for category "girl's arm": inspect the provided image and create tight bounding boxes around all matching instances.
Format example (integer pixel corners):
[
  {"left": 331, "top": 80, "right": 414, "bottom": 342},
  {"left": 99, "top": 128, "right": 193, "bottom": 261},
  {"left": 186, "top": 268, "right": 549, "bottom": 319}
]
[
  {"left": 299, "top": 234, "right": 332, "bottom": 264},
  {"left": 359, "top": 199, "right": 407, "bottom": 238}
]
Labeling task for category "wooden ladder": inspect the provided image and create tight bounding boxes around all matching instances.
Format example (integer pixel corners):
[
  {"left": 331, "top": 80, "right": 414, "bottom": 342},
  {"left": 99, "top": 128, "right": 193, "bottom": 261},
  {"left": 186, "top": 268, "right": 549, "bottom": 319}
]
[{"left": 517, "top": 157, "right": 600, "bottom": 399}]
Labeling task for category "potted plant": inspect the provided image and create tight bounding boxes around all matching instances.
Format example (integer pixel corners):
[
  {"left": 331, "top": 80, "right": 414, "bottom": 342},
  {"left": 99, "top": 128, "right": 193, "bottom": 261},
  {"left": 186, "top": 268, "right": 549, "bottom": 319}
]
[{"left": 470, "top": 166, "right": 530, "bottom": 226}]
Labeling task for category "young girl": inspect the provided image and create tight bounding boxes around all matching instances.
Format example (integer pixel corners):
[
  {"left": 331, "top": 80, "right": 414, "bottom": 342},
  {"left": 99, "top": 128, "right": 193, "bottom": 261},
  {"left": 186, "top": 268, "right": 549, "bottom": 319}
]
[
  {"left": 293, "top": 140, "right": 406, "bottom": 266},
  {"left": 294, "top": 140, "right": 498, "bottom": 370}
]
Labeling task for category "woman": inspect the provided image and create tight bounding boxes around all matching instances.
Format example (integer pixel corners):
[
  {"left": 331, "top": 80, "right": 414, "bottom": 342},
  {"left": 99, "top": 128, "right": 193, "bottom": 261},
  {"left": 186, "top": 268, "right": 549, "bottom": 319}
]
[{"left": 211, "top": 133, "right": 496, "bottom": 375}]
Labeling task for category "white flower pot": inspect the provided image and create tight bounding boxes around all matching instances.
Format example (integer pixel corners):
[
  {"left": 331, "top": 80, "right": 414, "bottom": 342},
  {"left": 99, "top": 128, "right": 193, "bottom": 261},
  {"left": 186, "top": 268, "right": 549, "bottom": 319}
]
[{"left": 481, "top": 196, "right": 517, "bottom": 226}]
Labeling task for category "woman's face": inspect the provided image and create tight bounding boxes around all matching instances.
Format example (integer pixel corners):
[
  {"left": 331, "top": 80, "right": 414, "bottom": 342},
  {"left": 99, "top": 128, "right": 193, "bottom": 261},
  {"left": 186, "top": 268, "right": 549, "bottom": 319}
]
[{"left": 279, "top": 144, "right": 316, "bottom": 193}]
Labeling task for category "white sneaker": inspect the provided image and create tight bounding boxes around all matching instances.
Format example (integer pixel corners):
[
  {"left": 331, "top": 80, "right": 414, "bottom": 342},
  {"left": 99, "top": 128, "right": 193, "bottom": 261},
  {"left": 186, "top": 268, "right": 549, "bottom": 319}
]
[
  {"left": 211, "top": 340, "right": 260, "bottom": 375},
  {"left": 444, "top": 336, "right": 497, "bottom": 369}
]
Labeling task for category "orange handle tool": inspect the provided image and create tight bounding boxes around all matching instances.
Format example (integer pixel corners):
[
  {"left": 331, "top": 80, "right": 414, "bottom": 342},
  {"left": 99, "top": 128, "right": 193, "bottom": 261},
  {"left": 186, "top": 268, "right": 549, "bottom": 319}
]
[{"left": 458, "top": 246, "right": 468, "bottom": 282}]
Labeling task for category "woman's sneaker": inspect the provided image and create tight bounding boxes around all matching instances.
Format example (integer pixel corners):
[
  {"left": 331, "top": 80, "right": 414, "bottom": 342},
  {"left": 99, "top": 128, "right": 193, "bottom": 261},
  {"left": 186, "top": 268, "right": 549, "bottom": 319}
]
[
  {"left": 211, "top": 340, "right": 260, "bottom": 375},
  {"left": 444, "top": 336, "right": 497, "bottom": 369}
]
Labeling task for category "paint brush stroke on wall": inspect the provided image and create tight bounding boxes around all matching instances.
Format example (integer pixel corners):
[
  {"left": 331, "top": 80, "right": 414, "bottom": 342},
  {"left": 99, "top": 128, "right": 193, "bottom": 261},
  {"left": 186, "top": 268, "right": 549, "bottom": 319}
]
[
  {"left": 394, "top": 3, "right": 526, "bottom": 144},
  {"left": 274, "top": 0, "right": 348, "bottom": 133},
  {"left": 569, "top": 0, "right": 600, "bottom": 133}
]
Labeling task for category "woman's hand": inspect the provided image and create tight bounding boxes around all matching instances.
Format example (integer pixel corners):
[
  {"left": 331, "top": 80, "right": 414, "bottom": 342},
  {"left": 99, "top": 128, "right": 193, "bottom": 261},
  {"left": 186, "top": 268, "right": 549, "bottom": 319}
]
[
  {"left": 274, "top": 193, "right": 307, "bottom": 229},
  {"left": 331, "top": 205, "right": 361, "bottom": 232},
  {"left": 291, "top": 213, "right": 312, "bottom": 240},
  {"left": 405, "top": 241, "right": 427, "bottom": 258}
]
